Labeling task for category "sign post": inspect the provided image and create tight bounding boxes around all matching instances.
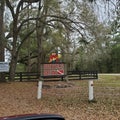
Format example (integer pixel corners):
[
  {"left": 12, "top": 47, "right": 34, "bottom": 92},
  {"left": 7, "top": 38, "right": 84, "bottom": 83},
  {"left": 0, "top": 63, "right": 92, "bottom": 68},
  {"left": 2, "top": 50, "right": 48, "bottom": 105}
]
[
  {"left": 37, "top": 63, "right": 67, "bottom": 99},
  {"left": 37, "top": 81, "right": 42, "bottom": 99},
  {"left": 88, "top": 80, "right": 94, "bottom": 101},
  {"left": 0, "top": 62, "right": 9, "bottom": 72}
]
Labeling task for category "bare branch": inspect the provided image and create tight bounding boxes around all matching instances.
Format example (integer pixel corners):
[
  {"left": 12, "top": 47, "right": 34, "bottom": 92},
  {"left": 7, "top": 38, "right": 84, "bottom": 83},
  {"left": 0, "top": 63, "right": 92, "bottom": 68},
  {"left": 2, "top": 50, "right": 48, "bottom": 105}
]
[
  {"left": 5, "top": 0, "right": 14, "bottom": 18},
  {"left": 22, "top": 0, "right": 41, "bottom": 3}
]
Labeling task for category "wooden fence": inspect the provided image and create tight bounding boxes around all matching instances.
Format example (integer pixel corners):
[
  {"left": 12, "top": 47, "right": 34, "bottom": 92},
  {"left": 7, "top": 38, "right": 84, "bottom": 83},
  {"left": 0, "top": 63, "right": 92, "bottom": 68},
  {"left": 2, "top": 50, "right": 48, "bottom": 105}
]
[{"left": 4, "top": 71, "right": 98, "bottom": 82}]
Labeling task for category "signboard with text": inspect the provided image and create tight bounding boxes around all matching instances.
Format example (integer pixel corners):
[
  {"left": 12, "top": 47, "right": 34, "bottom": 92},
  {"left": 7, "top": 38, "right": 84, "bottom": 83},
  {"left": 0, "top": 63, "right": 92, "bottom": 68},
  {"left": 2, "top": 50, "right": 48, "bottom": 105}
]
[
  {"left": 41, "top": 63, "right": 67, "bottom": 77},
  {"left": 0, "top": 62, "right": 9, "bottom": 72}
]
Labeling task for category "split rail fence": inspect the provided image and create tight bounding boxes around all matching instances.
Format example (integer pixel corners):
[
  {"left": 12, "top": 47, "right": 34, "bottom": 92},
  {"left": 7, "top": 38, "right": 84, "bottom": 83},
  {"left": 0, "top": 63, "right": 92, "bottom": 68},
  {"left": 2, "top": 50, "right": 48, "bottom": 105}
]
[{"left": 4, "top": 71, "right": 98, "bottom": 82}]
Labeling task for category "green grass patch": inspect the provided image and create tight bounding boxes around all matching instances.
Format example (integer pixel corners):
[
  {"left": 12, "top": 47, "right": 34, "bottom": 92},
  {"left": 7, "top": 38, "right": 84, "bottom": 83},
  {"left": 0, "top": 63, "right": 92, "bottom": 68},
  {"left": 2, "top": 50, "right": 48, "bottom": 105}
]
[
  {"left": 96, "top": 75, "right": 120, "bottom": 87},
  {"left": 72, "top": 75, "right": 120, "bottom": 87}
]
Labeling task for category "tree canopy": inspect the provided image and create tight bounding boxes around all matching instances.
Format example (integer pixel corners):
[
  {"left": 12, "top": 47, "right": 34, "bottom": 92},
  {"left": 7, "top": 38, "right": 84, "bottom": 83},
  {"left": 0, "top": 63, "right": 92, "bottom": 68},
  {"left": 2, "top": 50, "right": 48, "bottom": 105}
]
[{"left": 0, "top": 0, "right": 120, "bottom": 81}]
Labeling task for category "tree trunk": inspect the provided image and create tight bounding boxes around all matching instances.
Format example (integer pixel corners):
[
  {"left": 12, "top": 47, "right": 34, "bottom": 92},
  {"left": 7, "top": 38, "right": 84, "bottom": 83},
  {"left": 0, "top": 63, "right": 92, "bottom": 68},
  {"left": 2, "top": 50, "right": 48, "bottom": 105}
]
[
  {"left": 9, "top": 33, "right": 18, "bottom": 81},
  {"left": 26, "top": 3, "right": 31, "bottom": 72},
  {"left": 36, "top": 21, "right": 43, "bottom": 78},
  {"left": 9, "top": 48, "right": 18, "bottom": 81},
  {"left": 0, "top": 0, "right": 5, "bottom": 82},
  {"left": 36, "top": 1, "right": 44, "bottom": 79},
  {"left": 9, "top": 16, "right": 18, "bottom": 81},
  {"left": 9, "top": 56, "right": 17, "bottom": 81}
]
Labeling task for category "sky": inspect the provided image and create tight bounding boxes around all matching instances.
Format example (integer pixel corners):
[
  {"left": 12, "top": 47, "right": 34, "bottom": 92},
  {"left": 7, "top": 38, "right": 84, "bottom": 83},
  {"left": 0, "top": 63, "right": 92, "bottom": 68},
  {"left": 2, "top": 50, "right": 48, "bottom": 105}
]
[{"left": 93, "top": 0, "right": 118, "bottom": 23}]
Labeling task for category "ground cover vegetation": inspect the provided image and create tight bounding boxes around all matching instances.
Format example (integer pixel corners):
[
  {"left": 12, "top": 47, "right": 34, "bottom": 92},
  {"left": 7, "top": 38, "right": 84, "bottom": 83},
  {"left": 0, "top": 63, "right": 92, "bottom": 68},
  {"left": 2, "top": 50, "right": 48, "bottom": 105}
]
[{"left": 0, "top": 75, "right": 120, "bottom": 119}]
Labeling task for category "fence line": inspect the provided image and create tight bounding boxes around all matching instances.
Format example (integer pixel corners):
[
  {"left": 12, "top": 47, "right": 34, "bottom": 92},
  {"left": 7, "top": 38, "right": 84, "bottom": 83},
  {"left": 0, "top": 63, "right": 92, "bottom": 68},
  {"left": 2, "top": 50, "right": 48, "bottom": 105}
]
[{"left": 4, "top": 71, "right": 98, "bottom": 82}]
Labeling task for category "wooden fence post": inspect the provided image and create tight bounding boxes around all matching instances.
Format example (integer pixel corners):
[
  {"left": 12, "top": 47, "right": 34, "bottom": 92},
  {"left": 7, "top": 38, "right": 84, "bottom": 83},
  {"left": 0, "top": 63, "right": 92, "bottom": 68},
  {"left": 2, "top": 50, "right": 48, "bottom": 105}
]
[{"left": 20, "top": 72, "right": 22, "bottom": 82}]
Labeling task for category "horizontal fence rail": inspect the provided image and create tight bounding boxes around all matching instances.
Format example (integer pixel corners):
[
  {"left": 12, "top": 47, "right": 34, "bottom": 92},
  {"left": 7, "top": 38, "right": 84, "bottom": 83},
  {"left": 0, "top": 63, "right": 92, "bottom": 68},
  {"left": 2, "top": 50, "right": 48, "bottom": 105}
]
[
  {"left": 68, "top": 71, "right": 98, "bottom": 80},
  {"left": 4, "top": 71, "right": 98, "bottom": 82},
  {"left": 5, "top": 72, "right": 40, "bottom": 82}
]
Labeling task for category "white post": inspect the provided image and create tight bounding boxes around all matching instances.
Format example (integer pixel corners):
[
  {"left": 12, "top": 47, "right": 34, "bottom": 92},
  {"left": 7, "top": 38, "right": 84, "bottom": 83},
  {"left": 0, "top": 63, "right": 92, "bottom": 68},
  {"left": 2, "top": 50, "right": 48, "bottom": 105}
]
[
  {"left": 88, "top": 80, "right": 94, "bottom": 101},
  {"left": 37, "top": 81, "right": 42, "bottom": 99}
]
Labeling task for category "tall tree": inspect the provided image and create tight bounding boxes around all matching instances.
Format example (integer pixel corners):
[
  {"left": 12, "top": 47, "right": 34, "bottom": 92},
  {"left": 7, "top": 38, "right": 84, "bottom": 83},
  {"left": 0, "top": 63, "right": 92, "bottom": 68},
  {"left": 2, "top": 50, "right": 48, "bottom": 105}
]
[
  {"left": 5, "top": 0, "right": 81, "bottom": 80},
  {"left": 0, "top": 0, "right": 5, "bottom": 82},
  {"left": 74, "top": 1, "right": 111, "bottom": 71},
  {"left": 5, "top": 0, "right": 43, "bottom": 81}
]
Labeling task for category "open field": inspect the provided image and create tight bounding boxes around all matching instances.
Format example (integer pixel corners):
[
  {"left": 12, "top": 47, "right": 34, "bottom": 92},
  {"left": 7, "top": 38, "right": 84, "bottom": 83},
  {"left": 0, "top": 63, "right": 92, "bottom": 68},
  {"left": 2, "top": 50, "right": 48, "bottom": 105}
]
[{"left": 0, "top": 75, "right": 120, "bottom": 120}]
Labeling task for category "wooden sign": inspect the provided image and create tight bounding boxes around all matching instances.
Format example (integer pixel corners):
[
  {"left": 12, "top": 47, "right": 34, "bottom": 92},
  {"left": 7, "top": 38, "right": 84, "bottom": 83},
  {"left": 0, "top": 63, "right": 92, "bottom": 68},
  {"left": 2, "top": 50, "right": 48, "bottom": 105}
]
[{"left": 41, "top": 63, "right": 66, "bottom": 77}]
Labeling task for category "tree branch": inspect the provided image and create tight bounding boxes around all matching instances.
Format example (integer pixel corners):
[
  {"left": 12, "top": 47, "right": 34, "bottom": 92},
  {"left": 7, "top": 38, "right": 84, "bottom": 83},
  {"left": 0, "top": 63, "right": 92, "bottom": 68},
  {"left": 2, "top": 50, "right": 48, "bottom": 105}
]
[
  {"left": 17, "top": 28, "right": 36, "bottom": 53},
  {"left": 5, "top": 0, "right": 14, "bottom": 18},
  {"left": 22, "top": 0, "right": 41, "bottom": 3},
  {"left": 16, "top": 0, "right": 23, "bottom": 17}
]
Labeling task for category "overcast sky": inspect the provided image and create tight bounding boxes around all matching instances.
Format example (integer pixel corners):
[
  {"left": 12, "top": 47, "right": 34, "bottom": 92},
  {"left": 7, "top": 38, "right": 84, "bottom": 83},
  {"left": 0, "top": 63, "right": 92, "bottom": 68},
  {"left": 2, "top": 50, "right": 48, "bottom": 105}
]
[{"left": 93, "top": 0, "right": 118, "bottom": 23}]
